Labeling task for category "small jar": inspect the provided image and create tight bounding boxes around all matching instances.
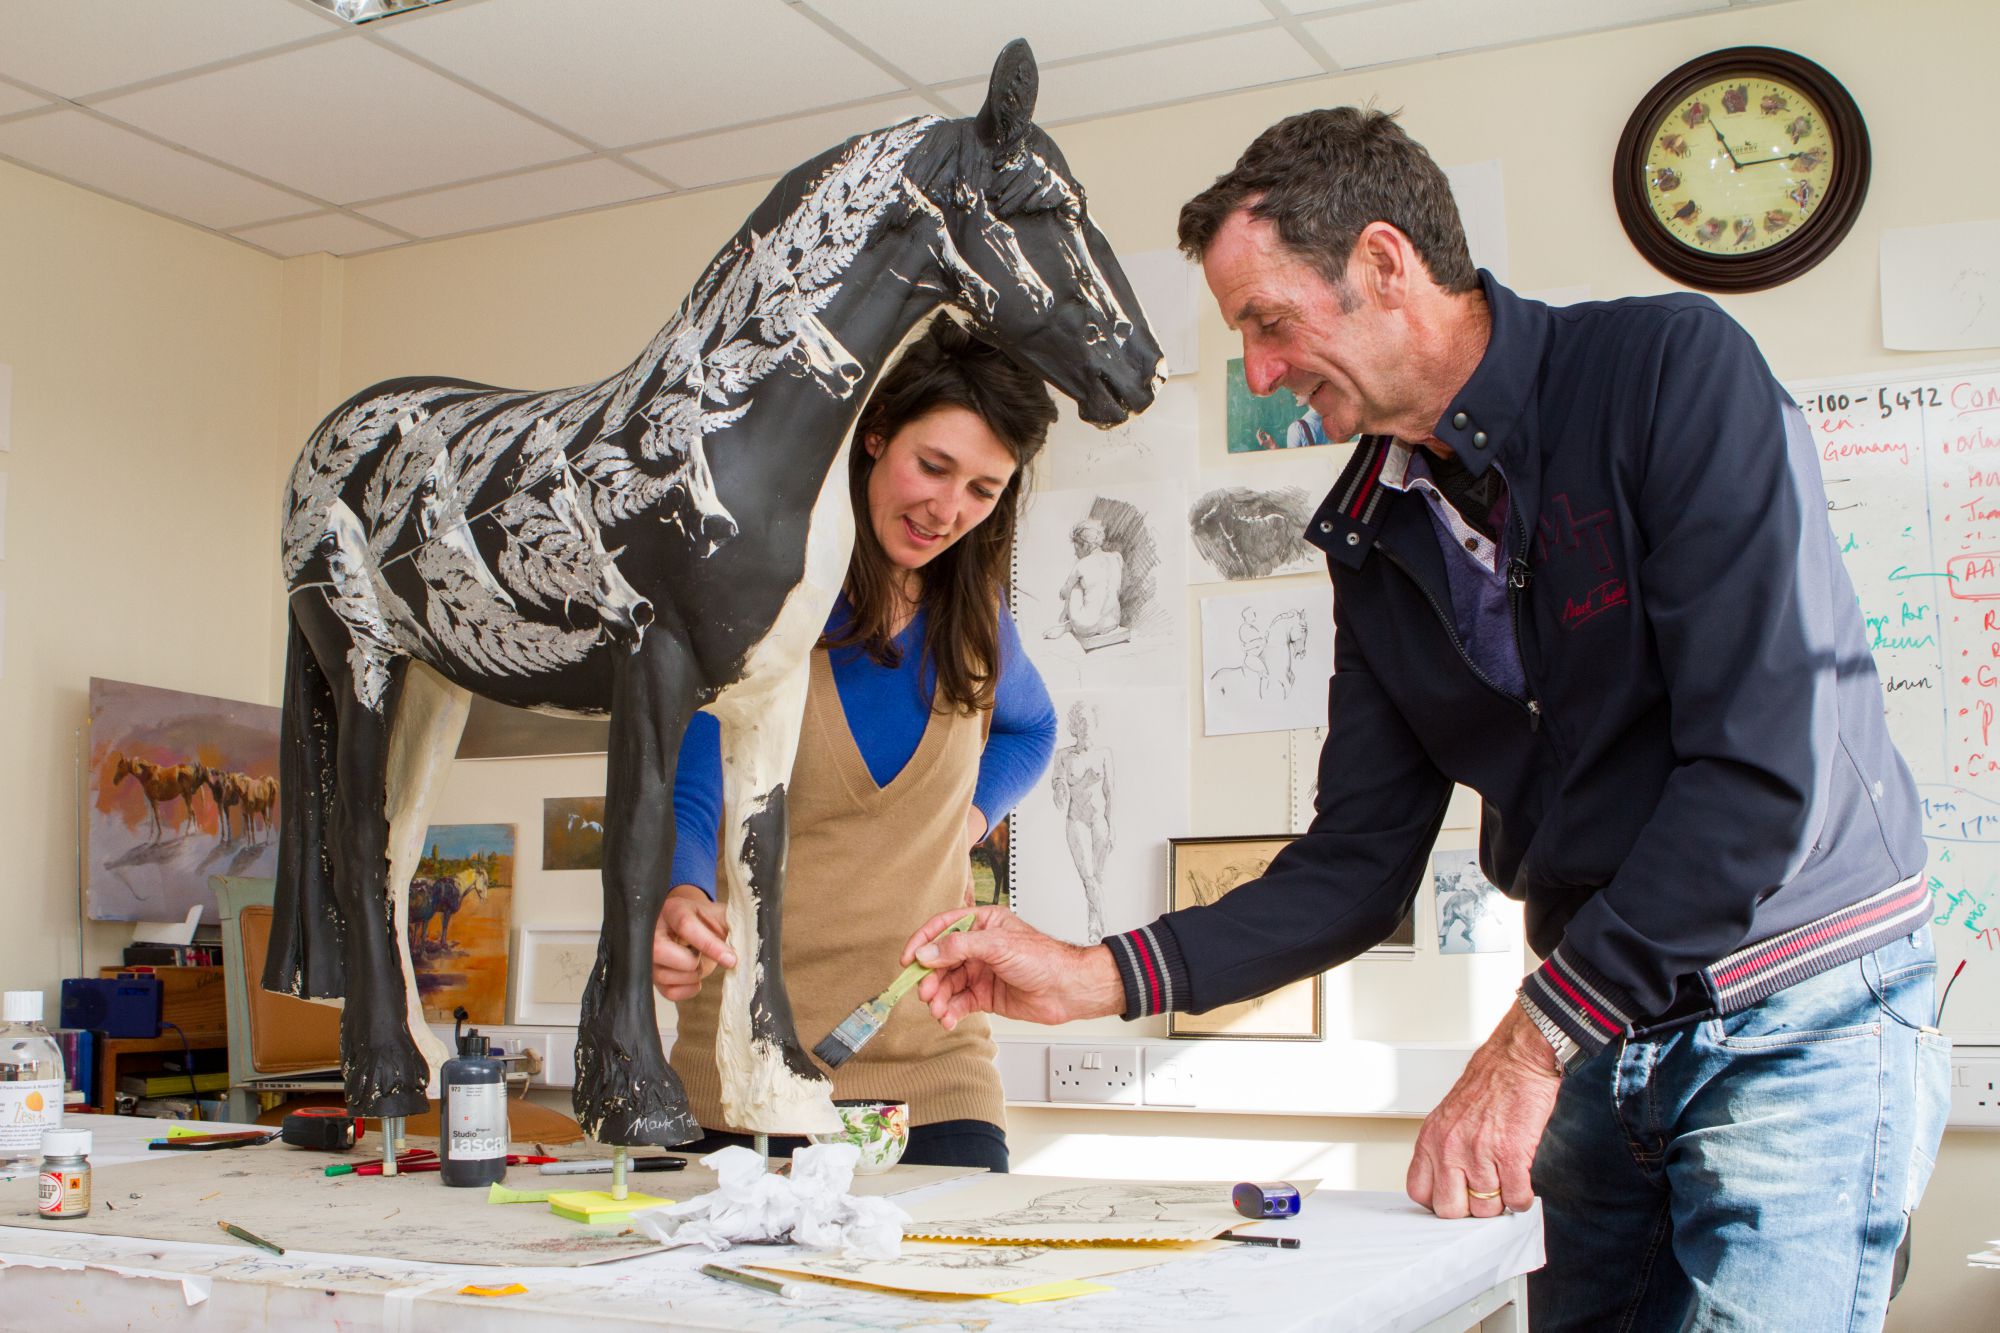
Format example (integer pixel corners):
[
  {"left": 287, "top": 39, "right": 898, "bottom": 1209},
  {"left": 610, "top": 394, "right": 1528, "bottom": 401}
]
[{"left": 36, "top": 1129, "right": 90, "bottom": 1219}]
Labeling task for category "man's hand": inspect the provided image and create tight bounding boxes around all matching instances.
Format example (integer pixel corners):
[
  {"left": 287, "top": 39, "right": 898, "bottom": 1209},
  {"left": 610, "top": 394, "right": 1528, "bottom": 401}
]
[
  {"left": 1406, "top": 1001, "right": 1563, "bottom": 1220},
  {"left": 904, "top": 905, "right": 1124, "bottom": 1028},
  {"left": 651, "top": 885, "right": 735, "bottom": 1003}
]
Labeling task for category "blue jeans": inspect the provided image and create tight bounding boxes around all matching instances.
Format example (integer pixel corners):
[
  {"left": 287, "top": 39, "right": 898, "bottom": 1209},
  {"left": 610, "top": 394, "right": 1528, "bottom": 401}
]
[{"left": 1530, "top": 931, "right": 1950, "bottom": 1332}]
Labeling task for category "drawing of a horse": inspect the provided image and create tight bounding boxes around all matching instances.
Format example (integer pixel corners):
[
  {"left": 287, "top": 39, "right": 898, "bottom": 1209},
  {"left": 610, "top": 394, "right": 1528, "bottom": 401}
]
[
  {"left": 266, "top": 40, "right": 1162, "bottom": 1145},
  {"left": 1209, "top": 609, "right": 1308, "bottom": 702}
]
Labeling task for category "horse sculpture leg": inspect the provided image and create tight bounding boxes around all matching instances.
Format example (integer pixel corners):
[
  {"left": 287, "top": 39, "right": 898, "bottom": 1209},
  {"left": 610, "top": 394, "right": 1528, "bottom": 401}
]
[
  {"left": 708, "top": 659, "right": 839, "bottom": 1136},
  {"left": 574, "top": 636, "right": 702, "bottom": 1146}
]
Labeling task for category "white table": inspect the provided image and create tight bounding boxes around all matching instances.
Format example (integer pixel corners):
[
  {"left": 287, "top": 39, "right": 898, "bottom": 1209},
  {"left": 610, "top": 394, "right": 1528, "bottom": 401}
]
[{"left": 0, "top": 1115, "right": 1539, "bottom": 1331}]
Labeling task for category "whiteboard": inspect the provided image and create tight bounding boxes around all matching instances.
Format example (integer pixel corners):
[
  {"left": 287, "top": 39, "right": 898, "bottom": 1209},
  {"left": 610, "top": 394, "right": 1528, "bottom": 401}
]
[{"left": 1787, "top": 360, "right": 2000, "bottom": 1042}]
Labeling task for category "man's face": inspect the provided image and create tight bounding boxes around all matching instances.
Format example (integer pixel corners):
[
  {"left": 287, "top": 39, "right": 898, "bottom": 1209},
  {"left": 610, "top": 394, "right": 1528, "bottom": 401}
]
[{"left": 1203, "top": 209, "right": 1403, "bottom": 443}]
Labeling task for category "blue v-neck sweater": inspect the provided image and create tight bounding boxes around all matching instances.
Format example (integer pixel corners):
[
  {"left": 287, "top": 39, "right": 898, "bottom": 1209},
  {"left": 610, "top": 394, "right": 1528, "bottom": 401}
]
[{"left": 670, "top": 599, "right": 1056, "bottom": 897}]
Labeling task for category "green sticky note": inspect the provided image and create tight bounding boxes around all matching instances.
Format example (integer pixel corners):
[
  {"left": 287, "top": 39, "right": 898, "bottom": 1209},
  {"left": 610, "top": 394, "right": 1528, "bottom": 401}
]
[
  {"left": 166, "top": 1124, "right": 206, "bottom": 1139},
  {"left": 488, "top": 1183, "right": 555, "bottom": 1204},
  {"left": 991, "top": 1279, "right": 1112, "bottom": 1304}
]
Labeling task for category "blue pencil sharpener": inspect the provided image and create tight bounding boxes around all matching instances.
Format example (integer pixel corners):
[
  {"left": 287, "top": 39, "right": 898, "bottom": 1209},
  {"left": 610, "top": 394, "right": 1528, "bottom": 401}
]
[{"left": 1233, "top": 1181, "right": 1302, "bottom": 1219}]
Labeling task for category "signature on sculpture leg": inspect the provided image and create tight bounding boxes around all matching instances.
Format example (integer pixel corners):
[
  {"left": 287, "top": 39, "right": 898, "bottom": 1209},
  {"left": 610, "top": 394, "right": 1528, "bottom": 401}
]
[{"left": 573, "top": 950, "right": 700, "bottom": 1145}]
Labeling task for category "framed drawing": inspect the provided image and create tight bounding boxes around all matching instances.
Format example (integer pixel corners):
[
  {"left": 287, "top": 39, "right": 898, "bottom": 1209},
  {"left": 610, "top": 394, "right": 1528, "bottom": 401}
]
[
  {"left": 1167, "top": 835, "right": 1322, "bottom": 1040},
  {"left": 511, "top": 925, "right": 599, "bottom": 1026}
]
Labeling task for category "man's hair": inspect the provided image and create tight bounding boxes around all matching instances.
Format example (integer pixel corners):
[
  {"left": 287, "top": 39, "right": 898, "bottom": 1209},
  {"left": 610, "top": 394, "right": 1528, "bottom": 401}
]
[{"left": 1176, "top": 107, "right": 1478, "bottom": 295}]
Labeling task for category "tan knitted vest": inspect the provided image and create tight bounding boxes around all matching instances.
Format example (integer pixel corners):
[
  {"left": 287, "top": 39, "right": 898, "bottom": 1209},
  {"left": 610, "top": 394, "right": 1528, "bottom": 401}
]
[{"left": 672, "top": 648, "right": 1003, "bottom": 1131}]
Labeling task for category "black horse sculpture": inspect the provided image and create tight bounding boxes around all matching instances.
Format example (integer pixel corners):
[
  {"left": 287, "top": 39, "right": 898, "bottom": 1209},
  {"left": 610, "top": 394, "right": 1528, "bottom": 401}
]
[{"left": 266, "top": 40, "right": 1162, "bottom": 1146}]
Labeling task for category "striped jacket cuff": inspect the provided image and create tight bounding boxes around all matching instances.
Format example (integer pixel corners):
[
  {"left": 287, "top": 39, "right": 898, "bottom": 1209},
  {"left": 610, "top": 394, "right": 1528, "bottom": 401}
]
[
  {"left": 1520, "top": 945, "right": 1635, "bottom": 1060},
  {"left": 1106, "top": 922, "right": 1189, "bottom": 1020}
]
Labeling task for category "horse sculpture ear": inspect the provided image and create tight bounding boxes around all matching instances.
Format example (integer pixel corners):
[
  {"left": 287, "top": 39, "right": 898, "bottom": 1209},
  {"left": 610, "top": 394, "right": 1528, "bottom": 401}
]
[{"left": 975, "top": 37, "right": 1038, "bottom": 155}]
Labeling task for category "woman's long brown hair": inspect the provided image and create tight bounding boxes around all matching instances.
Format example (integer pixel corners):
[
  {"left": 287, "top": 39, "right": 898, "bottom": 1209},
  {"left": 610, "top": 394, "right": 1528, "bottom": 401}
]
[{"left": 826, "top": 316, "right": 1056, "bottom": 714}]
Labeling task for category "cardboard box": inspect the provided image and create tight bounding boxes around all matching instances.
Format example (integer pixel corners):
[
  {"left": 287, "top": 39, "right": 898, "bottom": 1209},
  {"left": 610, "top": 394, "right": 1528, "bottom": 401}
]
[{"left": 100, "top": 965, "right": 225, "bottom": 1037}]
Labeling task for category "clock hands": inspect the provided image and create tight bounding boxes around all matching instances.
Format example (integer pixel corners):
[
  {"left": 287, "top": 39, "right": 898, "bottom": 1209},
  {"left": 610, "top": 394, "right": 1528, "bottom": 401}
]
[
  {"left": 1709, "top": 121, "right": 1742, "bottom": 169},
  {"left": 1733, "top": 148, "right": 1807, "bottom": 169}
]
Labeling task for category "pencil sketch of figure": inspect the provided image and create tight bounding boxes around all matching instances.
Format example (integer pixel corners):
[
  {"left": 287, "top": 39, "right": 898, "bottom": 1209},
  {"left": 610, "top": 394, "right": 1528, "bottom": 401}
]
[
  {"left": 1185, "top": 857, "right": 1272, "bottom": 908},
  {"left": 1436, "top": 859, "right": 1502, "bottom": 954},
  {"left": 1045, "top": 519, "right": 1127, "bottom": 649},
  {"left": 1209, "top": 606, "right": 1308, "bottom": 702},
  {"left": 1188, "top": 482, "right": 1317, "bottom": 580},
  {"left": 946, "top": 1181, "right": 1225, "bottom": 1236},
  {"left": 1050, "top": 702, "right": 1114, "bottom": 942}
]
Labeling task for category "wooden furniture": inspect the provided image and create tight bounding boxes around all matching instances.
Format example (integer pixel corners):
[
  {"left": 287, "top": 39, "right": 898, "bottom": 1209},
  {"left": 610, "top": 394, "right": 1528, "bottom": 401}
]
[{"left": 91, "top": 1029, "right": 228, "bottom": 1115}]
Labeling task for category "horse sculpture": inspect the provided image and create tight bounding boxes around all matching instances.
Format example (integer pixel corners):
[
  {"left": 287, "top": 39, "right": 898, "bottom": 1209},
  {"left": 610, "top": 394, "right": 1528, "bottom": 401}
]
[{"left": 267, "top": 40, "right": 1162, "bottom": 1146}]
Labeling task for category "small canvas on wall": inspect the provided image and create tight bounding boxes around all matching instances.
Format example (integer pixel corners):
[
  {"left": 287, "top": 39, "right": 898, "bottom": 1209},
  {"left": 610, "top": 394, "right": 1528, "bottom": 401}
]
[
  {"left": 86, "top": 677, "right": 281, "bottom": 923},
  {"left": 542, "top": 795, "right": 604, "bottom": 870},
  {"left": 1226, "top": 359, "right": 1354, "bottom": 453},
  {"left": 1167, "top": 835, "right": 1321, "bottom": 1040},
  {"left": 513, "top": 925, "right": 600, "bottom": 1025},
  {"left": 1432, "top": 850, "right": 1513, "bottom": 954},
  {"left": 411, "top": 823, "right": 514, "bottom": 1023}
]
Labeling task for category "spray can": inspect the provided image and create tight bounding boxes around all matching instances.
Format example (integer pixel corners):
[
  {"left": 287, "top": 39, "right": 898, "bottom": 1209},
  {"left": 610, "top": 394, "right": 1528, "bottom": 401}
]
[
  {"left": 439, "top": 1012, "right": 506, "bottom": 1187},
  {"left": 1, "top": 992, "right": 64, "bottom": 1174}
]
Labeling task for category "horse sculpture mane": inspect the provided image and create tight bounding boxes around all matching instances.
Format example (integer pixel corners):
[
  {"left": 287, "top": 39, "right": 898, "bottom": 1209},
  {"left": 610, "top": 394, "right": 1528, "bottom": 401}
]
[{"left": 266, "top": 40, "right": 1162, "bottom": 1147}]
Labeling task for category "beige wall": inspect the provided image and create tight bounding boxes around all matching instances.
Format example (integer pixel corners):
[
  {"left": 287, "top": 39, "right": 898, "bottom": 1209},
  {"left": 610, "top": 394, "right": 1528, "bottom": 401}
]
[{"left": 3, "top": 0, "right": 1995, "bottom": 1324}]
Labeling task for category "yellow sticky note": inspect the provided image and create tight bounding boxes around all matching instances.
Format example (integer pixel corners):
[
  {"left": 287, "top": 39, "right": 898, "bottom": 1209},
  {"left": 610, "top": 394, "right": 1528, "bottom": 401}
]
[
  {"left": 166, "top": 1124, "right": 206, "bottom": 1139},
  {"left": 990, "top": 1280, "right": 1111, "bottom": 1304},
  {"left": 546, "top": 1190, "right": 674, "bottom": 1224},
  {"left": 459, "top": 1283, "right": 526, "bottom": 1298}
]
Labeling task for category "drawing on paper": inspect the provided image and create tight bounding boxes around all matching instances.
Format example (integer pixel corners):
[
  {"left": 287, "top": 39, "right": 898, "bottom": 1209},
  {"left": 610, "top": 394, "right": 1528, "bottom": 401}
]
[
  {"left": 1011, "top": 688, "right": 1184, "bottom": 947},
  {"left": 1433, "top": 850, "right": 1511, "bottom": 954},
  {"left": 1168, "top": 835, "right": 1320, "bottom": 1040},
  {"left": 1200, "top": 589, "right": 1334, "bottom": 736},
  {"left": 1188, "top": 482, "right": 1319, "bottom": 581},
  {"left": 750, "top": 1238, "right": 1187, "bottom": 1298},
  {"left": 1042, "top": 375, "right": 1197, "bottom": 490},
  {"left": 899, "top": 1173, "right": 1259, "bottom": 1243},
  {"left": 1017, "top": 479, "right": 1186, "bottom": 691},
  {"left": 1051, "top": 702, "right": 1115, "bottom": 942}
]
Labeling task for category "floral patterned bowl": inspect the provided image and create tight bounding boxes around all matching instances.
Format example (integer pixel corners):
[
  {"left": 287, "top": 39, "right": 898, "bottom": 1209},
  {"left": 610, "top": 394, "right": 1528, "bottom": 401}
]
[{"left": 809, "top": 1099, "right": 909, "bottom": 1174}]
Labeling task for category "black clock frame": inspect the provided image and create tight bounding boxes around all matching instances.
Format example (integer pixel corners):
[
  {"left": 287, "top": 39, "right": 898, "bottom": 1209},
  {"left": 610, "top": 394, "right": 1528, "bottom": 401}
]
[{"left": 1613, "top": 46, "right": 1870, "bottom": 293}]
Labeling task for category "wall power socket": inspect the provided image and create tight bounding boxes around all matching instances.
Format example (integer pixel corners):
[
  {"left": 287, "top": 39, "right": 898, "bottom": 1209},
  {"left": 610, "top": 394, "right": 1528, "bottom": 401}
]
[{"left": 1047, "top": 1045, "right": 1142, "bottom": 1104}]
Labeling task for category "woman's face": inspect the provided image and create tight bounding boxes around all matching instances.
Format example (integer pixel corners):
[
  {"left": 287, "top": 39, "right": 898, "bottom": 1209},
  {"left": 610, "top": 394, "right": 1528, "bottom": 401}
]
[{"left": 865, "top": 406, "right": 1018, "bottom": 573}]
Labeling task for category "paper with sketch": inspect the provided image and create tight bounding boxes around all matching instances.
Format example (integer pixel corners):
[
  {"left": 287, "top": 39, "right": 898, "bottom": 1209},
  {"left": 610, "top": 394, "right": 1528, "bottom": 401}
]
[
  {"left": 748, "top": 1237, "right": 1201, "bottom": 1296},
  {"left": 1016, "top": 478, "right": 1188, "bottom": 692},
  {"left": 898, "top": 1175, "right": 1301, "bottom": 1244},
  {"left": 1444, "top": 159, "right": 1509, "bottom": 282},
  {"left": 1042, "top": 375, "right": 1196, "bottom": 491},
  {"left": 1201, "top": 587, "right": 1335, "bottom": 736},
  {"left": 1880, "top": 221, "right": 2000, "bottom": 350},
  {"left": 1119, "top": 247, "right": 1201, "bottom": 376},
  {"left": 1186, "top": 450, "right": 1344, "bottom": 583}
]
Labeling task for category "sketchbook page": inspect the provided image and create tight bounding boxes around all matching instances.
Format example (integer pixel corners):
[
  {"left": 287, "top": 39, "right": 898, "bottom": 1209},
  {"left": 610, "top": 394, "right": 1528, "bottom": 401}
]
[
  {"left": 898, "top": 1174, "right": 1314, "bottom": 1244},
  {"left": 1011, "top": 687, "right": 1187, "bottom": 946},
  {"left": 1186, "top": 450, "right": 1345, "bottom": 583},
  {"left": 1043, "top": 375, "right": 1197, "bottom": 492},
  {"left": 748, "top": 1238, "right": 1206, "bottom": 1296},
  {"left": 1016, "top": 477, "right": 1188, "bottom": 692},
  {"left": 1880, "top": 221, "right": 2000, "bottom": 351},
  {"left": 1201, "top": 587, "right": 1335, "bottom": 737},
  {"left": 1118, "top": 247, "right": 1201, "bottom": 377}
]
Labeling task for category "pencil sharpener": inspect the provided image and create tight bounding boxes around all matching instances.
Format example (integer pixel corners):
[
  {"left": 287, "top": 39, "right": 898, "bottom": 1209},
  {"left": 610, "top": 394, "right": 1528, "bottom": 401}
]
[{"left": 1233, "top": 1181, "right": 1302, "bottom": 1219}]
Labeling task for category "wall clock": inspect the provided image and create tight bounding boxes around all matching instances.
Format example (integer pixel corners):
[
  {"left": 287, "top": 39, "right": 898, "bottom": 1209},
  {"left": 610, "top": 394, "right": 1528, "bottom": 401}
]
[{"left": 1612, "top": 46, "right": 1869, "bottom": 293}]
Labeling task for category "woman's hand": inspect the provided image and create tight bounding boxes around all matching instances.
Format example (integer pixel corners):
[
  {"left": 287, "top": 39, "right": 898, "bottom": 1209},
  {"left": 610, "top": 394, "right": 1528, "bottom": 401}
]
[{"left": 652, "top": 885, "right": 735, "bottom": 1002}]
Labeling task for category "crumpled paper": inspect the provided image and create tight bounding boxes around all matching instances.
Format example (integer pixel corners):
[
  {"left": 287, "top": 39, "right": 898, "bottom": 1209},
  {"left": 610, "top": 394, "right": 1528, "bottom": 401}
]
[{"left": 632, "top": 1143, "right": 909, "bottom": 1259}]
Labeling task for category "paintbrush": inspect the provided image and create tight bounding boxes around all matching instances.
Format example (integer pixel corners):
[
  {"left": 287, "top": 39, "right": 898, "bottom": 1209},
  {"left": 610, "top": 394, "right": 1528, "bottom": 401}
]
[{"left": 812, "top": 912, "right": 976, "bottom": 1068}]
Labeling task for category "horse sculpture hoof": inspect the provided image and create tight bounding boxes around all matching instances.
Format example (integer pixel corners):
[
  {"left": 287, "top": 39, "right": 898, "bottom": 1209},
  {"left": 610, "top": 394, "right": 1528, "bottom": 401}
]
[
  {"left": 572, "top": 1027, "right": 702, "bottom": 1146},
  {"left": 341, "top": 1022, "right": 434, "bottom": 1118}
]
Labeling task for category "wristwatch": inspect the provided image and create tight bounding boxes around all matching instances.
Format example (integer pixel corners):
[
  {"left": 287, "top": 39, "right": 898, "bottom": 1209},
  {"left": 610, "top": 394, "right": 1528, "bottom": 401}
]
[{"left": 1518, "top": 993, "right": 1584, "bottom": 1076}]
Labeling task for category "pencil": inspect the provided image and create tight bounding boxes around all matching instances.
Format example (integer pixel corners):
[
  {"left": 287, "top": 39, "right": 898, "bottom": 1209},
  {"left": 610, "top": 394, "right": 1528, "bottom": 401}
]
[
  {"left": 812, "top": 912, "right": 975, "bottom": 1068},
  {"left": 1216, "top": 1230, "right": 1301, "bottom": 1249},
  {"left": 217, "top": 1219, "right": 285, "bottom": 1255},
  {"left": 700, "top": 1263, "right": 806, "bottom": 1299}
]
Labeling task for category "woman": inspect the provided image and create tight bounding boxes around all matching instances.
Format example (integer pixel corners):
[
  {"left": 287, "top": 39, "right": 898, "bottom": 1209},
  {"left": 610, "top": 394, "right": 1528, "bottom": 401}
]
[{"left": 651, "top": 315, "right": 1058, "bottom": 1172}]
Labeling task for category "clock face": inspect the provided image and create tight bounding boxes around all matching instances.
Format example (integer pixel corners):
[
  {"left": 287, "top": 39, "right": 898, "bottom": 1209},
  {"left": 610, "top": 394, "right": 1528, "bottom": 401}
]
[{"left": 1642, "top": 76, "right": 1835, "bottom": 256}]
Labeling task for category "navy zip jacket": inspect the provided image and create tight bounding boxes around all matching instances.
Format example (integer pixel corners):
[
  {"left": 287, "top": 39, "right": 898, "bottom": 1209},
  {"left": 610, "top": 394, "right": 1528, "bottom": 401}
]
[{"left": 1108, "top": 274, "right": 1929, "bottom": 1062}]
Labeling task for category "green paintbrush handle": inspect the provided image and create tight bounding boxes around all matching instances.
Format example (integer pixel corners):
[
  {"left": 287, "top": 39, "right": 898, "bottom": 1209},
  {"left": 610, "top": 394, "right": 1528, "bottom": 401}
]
[{"left": 879, "top": 911, "right": 976, "bottom": 1006}]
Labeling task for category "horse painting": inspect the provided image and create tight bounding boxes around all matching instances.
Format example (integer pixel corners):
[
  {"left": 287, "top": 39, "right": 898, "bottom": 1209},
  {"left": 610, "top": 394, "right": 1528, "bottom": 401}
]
[
  {"left": 267, "top": 40, "right": 1163, "bottom": 1146},
  {"left": 408, "top": 866, "right": 490, "bottom": 954}
]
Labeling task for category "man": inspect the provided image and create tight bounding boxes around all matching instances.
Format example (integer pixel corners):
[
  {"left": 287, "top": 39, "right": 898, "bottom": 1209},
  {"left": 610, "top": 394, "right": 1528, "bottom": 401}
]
[{"left": 906, "top": 107, "right": 1949, "bottom": 1329}]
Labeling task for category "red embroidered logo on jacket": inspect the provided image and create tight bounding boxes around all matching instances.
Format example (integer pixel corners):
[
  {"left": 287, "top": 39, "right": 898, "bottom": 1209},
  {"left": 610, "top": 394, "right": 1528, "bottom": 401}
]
[{"left": 1535, "top": 494, "right": 1628, "bottom": 629}]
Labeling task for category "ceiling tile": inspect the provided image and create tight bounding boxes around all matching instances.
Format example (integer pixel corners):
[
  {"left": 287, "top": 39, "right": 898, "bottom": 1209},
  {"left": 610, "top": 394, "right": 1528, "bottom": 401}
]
[
  {"left": 0, "top": 82, "right": 51, "bottom": 119},
  {"left": 805, "top": 0, "right": 1275, "bottom": 87},
  {"left": 354, "top": 157, "right": 660, "bottom": 237},
  {"left": 0, "top": 0, "right": 335, "bottom": 98},
  {"left": 92, "top": 39, "right": 582, "bottom": 204},
  {"left": 232, "top": 212, "right": 406, "bottom": 258},
  {"left": 0, "top": 109, "right": 319, "bottom": 229},
  {"left": 374, "top": 0, "right": 902, "bottom": 147},
  {"left": 624, "top": 95, "right": 936, "bottom": 191},
  {"left": 959, "top": 29, "right": 1324, "bottom": 127},
  {"left": 1303, "top": 0, "right": 1726, "bottom": 69}
]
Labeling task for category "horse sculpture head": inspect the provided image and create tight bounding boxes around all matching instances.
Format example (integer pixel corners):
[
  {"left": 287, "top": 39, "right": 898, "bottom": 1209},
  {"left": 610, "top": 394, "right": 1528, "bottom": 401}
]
[{"left": 911, "top": 40, "right": 1164, "bottom": 426}]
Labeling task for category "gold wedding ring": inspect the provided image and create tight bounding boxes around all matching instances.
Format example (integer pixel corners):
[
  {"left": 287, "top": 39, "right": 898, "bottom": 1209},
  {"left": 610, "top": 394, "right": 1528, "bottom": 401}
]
[{"left": 1467, "top": 1187, "right": 1502, "bottom": 1200}]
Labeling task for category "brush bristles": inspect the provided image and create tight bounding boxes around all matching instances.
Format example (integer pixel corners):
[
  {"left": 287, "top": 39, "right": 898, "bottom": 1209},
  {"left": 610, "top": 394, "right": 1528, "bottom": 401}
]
[{"left": 812, "top": 1001, "right": 888, "bottom": 1069}]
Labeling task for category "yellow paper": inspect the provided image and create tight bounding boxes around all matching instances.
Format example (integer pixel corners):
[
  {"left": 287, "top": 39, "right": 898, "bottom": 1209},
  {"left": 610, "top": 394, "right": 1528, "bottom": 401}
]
[
  {"left": 459, "top": 1282, "right": 526, "bottom": 1298},
  {"left": 991, "top": 1279, "right": 1111, "bottom": 1304},
  {"left": 546, "top": 1189, "right": 674, "bottom": 1224},
  {"left": 166, "top": 1124, "right": 206, "bottom": 1139},
  {"left": 487, "top": 1183, "right": 554, "bottom": 1204}
]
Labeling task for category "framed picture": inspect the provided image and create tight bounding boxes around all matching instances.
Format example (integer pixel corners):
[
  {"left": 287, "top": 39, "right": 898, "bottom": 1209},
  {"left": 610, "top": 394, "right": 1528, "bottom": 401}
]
[
  {"left": 511, "top": 925, "right": 599, "bottom": 1026},
  {"left": 411, "top": 822, "right": 515, "bottom": 1024},
  {"left": 1167, "top": 835, "right": 1322, "bottom": 1040}
]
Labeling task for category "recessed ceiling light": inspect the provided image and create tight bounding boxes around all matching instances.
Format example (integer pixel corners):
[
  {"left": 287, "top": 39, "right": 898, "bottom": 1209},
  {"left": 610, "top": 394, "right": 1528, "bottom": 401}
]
[{"left": 308, "top": 0, "right": 457, "bottom": 24}]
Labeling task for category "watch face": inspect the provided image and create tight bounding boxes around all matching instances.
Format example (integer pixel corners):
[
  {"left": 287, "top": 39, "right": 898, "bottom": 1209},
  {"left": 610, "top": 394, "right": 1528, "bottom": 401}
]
[{"left": 1643, "top": 75, "right": 1835, "bottom": 256}]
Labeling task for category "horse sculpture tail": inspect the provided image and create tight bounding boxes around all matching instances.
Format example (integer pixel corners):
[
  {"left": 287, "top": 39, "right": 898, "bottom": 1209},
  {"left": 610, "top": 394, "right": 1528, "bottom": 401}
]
[{"left": 265, "top": 605, "right": 349, "bottom": 999}]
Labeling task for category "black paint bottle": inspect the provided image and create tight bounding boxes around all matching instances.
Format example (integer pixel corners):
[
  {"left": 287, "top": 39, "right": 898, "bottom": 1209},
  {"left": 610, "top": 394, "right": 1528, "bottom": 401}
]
[{"left": 439, "top": 1012, "right": 507, "bottom": 1187}]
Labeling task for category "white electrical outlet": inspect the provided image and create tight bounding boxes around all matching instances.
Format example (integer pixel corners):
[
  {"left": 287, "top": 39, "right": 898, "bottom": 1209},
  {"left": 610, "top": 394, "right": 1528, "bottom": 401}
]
[
  {"left": 1950, "top": 1055, "right": 2000, "bottom": 1129},
  {"left": 1143, "top": 1048, "right": 1198, "bottom": 1107},
  {"left": 1047, "top": 1045, "right": 1142, "bottom": 1104}
]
